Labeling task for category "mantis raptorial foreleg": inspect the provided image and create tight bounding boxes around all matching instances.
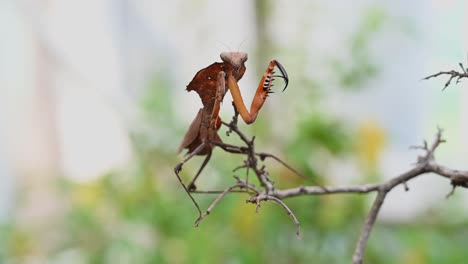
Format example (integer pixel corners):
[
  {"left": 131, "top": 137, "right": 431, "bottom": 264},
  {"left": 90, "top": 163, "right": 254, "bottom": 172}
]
[{"left": 228, "top": 60, "right": 288, "bottom": 124}]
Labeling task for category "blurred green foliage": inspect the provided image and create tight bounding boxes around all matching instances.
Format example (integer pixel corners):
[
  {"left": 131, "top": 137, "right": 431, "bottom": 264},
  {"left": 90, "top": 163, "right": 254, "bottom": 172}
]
[
  {"left": 287, "top": 114, "right": 351, "bottom": 180},
  {"left": 330, "top": 6, "right": 387, "bottom": 90}
]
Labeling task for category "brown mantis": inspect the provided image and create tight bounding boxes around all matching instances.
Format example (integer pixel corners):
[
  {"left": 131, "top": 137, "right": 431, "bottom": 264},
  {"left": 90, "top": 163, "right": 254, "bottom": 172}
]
[{"left": 175, "top": 52, "right": 289, "bottom": 224}]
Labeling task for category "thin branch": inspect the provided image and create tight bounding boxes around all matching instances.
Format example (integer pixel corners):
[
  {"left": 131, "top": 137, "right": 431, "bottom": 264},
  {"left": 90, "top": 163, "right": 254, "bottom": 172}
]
[
  {"left": 352, "top": 191, "right": 387, "bottom": 264},
  {"left": 191, "top": 189, "right": 252, "bottom": 194},
  {"left": 423, "top": 62, "right": 468, "bottom": 90},
  {"left": 194, "top": 178, "right": 260, "bottom": 227},
  {"left": 195, "top": 183, "right": 246, "bottom": 227},
  {"left": 247, "top": 194, "right": 301, "bottom": 237}
]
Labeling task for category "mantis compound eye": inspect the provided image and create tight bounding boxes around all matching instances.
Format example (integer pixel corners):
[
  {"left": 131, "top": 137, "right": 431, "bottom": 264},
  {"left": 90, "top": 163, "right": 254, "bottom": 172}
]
[
  {"left": 220, "top": 52, "right": 230, "bottom": 63},
  {"left": 240, "top": 53, "right": 248, "bottom": 62}
]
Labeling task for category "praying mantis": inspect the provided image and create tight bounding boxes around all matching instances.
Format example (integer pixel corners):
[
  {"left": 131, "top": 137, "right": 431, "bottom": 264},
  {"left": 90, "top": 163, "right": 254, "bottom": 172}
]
[{"left": 175, "top": 52, "right": 289, "bottom": 222}]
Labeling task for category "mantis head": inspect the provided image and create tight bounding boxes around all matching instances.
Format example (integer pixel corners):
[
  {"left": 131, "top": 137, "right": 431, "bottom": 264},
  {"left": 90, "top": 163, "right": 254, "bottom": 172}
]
[{"left": 220, "top": 52, "right": 248, "bottom": 80}]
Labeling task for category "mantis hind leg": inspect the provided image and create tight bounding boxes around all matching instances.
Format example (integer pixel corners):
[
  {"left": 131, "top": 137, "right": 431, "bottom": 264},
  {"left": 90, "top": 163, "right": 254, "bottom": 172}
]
[
  {"left": 174, "top": 142, "right": 207, "bottom": 224},
  {"left": 187, "top": 151, "right": 212, "bottom": 191}
]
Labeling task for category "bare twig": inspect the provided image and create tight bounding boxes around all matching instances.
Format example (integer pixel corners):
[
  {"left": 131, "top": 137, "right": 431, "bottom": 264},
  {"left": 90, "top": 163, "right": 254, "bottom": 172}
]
[
  {"left": 191, "top": 189, "right": 251, "bottom": 194},
  {"left": 195, "top": 183, "right": 242, "bottom": 226},
  {"left": 423, "top": 59, "right": 468, "bottom": 90},
  {"left": 194, "top": 177, "right": 260, "bottom": 227},
  {"left": 195, "top": 183, "right": 245, "bottom": 227},
  {"left": 247, "top": 194, "right": 301, "bottom": 237},
  {"left": 352, "top": 191, "right": 387, "bottom": 264},
  {"left": 271, "top": 161, "right": 468, "bottom": 198}
]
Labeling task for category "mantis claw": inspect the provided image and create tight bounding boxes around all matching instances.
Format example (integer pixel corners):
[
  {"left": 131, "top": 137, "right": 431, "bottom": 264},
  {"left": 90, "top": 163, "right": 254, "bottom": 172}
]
[{"left": 273, "top": 60, "right": 289, "bottom": 92}]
